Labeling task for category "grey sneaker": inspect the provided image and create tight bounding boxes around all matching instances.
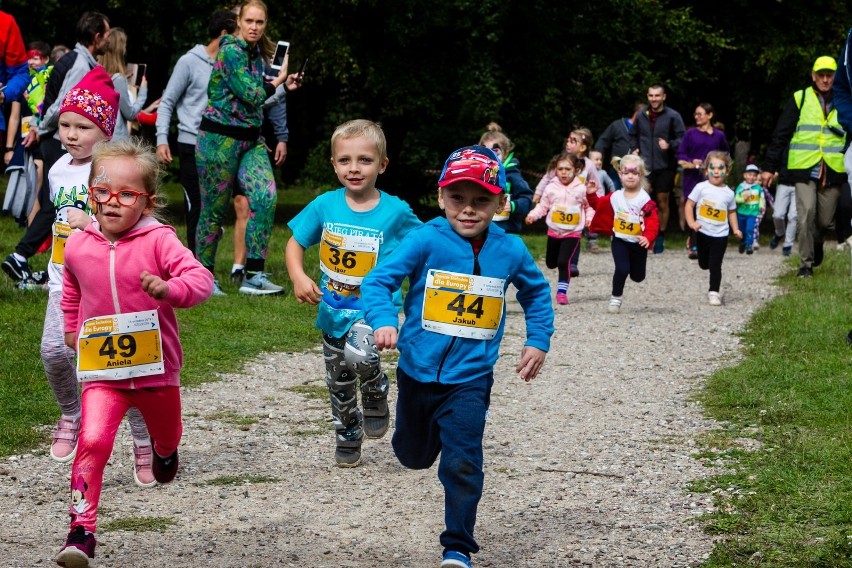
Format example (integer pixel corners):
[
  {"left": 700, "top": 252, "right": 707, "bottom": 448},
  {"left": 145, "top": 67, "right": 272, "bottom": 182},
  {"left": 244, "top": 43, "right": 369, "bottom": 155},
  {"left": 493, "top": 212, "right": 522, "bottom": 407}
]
[
  {"left": 362, "top": 395, "right": 389, "bottom": 439},
  {"left": 212, "top": 279, "right": 226, "bottom": 297},
  {"left": 239, "top": 272, "right": 284, "bottom": 296},
  {"left": 335, "top": 427, "right": 363, "bottom": 468},
  {"left": 607, "top": 297, "right": 622, "bottom": 314}
]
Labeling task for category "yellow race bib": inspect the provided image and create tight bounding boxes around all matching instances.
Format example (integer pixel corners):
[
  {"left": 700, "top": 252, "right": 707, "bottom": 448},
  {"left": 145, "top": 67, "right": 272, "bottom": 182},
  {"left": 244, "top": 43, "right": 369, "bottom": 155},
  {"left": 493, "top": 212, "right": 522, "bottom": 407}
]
[
  {"left": 613, "top": 212, "right": 642, "bottom": 237},
  {"left": 51, "top": 221, "right": 73, "bottom": 265},
  {"left": 318, "top": 229, "right": 380, "bottom": 286},
  {"left": 550, "top": 205, "right": 581, "bottom": 231},
  {"left": 77, "top": 310, "right": 164, "bottom": 381},
  {"left": 422, "top": 270, "right": 505, "bottom": 340},
  {"left": 698, "top": 200, "right": 727, "bottom": 223}
]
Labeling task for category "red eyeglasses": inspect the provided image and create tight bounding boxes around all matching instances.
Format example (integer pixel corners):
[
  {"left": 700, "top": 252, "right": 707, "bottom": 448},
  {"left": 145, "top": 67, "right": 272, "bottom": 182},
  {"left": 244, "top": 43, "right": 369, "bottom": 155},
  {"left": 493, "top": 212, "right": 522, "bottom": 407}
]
[{"left": 89, "top": 186, "right": 150, "bottom": 207}]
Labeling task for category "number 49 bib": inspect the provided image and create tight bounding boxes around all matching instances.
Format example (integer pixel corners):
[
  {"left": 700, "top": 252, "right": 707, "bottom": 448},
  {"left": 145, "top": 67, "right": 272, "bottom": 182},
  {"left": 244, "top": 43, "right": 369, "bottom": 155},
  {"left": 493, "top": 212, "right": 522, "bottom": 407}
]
[
  {"left": 77, "top": 310, "right": 164, "bottom": 381},
  {"left": 422, "top": 270, "right": 505, "bottom": 340}
]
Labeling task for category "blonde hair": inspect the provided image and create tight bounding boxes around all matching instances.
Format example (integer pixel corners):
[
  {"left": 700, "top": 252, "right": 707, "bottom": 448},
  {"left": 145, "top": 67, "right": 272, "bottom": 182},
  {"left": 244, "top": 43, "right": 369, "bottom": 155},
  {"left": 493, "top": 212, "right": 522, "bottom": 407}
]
[
  {"left": 702, "top": 150, "right": 732, "bottom": 172},
  {"left": 89, "top": 138, "right": 165, "bottom": 216},
  {"left": 478, "top": 122, "right": 514, "bottom": 155},
  {"left": 613, "top": 154, "right": 650, "bottom": 190},
  {"left": 99, "top": 27, "right": 127, "bottom": 76},
  {"left": 330, "top": 119, "right": 388, "bottom": 161},
  {"left": 237, "top": 0, "right": 275, "bottom": 62},
  {"left": 569, "top": 127, "right": 594, "bottom": 157}
]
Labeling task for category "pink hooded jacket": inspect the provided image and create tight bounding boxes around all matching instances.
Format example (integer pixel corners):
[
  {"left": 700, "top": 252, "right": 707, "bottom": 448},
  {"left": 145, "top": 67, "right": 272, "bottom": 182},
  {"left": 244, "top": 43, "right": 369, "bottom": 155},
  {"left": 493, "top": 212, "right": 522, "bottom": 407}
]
[
  {"left": 62, "top": 216, "right": 213, "bottom": 389},
  {"left": 527, "top": 177, "right": 594, "bottom": 238}
]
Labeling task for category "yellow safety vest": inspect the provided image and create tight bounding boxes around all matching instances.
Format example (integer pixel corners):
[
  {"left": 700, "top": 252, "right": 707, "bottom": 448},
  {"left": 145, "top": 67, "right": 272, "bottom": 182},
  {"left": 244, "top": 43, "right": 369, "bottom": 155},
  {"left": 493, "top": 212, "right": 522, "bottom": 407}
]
[{"left": 787, "top": 88, "right": 846, "bottom": 173}]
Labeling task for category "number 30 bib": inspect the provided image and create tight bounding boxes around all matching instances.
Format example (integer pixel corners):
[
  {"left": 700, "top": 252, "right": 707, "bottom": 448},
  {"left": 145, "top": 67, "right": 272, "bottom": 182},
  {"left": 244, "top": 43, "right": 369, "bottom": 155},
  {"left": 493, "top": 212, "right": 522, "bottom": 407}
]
[
  {"left": 319, "top": 229, "right": 380, "bottom": 286},
  {"left": 422, "top": 270, "right": 505, "bottom": 340},
  {"left": 77, "top": 310, "right": 164, "bottom": 381}
]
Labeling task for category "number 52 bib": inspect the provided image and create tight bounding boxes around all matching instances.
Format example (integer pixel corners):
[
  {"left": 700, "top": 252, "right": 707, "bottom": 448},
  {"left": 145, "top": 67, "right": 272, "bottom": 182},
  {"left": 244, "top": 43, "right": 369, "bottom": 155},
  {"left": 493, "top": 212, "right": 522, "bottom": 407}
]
[
  {"left": 77, "top": 310, "right": 164, "bottom": 381},
  {"left": 422, "top": 270, "right": 505, "bottom": 340}
]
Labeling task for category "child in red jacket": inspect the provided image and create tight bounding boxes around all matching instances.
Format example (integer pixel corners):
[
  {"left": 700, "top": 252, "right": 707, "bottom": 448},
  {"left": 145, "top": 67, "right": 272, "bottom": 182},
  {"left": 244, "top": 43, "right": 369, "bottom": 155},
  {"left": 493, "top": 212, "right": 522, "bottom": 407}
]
[{"left": 589, "top": 154, "right": 659, "bottom": 313}]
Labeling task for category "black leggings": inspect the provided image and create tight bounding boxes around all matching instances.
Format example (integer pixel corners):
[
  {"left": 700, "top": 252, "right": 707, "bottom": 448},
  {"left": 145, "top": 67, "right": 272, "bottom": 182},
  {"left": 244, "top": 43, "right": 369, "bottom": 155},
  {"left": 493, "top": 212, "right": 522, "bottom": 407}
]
[
  {"left": 545, "top": 236, "right": 581, "bottom": 282},
  {"left": 610, "top": 237, "right": 647, "bottom": 296},
  {"left": 696, "top": 231, "right": 728, "bottom": 292}
]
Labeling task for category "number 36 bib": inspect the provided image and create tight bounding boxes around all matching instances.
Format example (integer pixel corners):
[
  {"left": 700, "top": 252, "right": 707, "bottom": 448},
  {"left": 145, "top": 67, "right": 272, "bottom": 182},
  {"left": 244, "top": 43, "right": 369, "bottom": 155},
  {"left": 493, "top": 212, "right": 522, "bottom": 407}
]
[
  {"left": 422, "top": 270, "right": 505, "bottom": 340},
  {"left": 319, "top": 229, "right": 380, "bottom": 286},
  {"left": 77, "top": 310, "right": 164, "bottom": 381}
]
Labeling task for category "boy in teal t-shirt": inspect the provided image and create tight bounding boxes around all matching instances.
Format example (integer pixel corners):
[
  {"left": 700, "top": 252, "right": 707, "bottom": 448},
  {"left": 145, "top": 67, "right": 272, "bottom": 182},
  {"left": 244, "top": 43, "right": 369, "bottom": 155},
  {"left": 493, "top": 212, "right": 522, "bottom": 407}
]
[
  {"left": 285, "top": 119, "right": 421, "bottom": 468},
  {"left": 735, "top": 164, "right": 766, "bottom": 254}
]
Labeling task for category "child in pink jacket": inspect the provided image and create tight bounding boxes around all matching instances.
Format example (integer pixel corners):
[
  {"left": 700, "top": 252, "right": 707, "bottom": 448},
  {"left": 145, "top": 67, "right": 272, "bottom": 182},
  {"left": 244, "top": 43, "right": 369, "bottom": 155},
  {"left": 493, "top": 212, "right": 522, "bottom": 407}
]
[
  {"left": 56, "top": 139, "right": 213, "bottom": 567},
  {"left": 525, "top": 151, "right": 594, "bottom": 305}
]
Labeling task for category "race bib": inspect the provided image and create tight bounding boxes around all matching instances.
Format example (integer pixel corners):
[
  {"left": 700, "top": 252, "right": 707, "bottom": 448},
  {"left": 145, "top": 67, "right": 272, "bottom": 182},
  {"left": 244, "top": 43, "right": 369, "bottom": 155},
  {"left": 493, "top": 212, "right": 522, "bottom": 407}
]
[
  {"left": 743, "top": 190, "right": 759, "bottom": 204},
  {"left": 422, "top": 270, "right": 505, "bottom": 340},
  {"left": 77, "top": 310, "right": 164, "bottom": 381},
  {"left": 51, "top": 221, "right": 72, "bottom": 265},
  {"left": 21, "top": 116, "right": 34, "bottom": 138},
  {"left": 318, "top": 229, "right": 380, "bottom": 286},
  {"left": 697, "top": 200, "right": 727, "bottom": 223},
  {"left": 613, "top": 212, "right": 642, "bottom": 237},
  {"left": 493, "top": 208, "right": 510, "bottom": 221},
  {"left": 550, "top": 205, "right": 581, "bottom": 231}
]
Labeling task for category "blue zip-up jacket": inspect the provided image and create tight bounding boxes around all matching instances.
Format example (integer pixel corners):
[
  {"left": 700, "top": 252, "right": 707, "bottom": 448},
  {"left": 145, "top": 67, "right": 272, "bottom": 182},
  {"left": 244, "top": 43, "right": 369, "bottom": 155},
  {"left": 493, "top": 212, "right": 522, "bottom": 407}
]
[
  {"left": 361, "top": 217, "right": 554, "bottom": 384},
  {"left": 834, "top": 27, "right": 852, "bottom": 138}
]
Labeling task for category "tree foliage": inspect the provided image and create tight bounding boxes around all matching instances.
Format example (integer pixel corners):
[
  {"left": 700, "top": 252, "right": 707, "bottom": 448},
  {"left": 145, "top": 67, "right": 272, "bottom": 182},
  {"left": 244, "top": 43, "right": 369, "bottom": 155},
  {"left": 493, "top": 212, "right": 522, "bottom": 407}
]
[{"left": 4, "top": 0, "right": 850, "bottom": 201}]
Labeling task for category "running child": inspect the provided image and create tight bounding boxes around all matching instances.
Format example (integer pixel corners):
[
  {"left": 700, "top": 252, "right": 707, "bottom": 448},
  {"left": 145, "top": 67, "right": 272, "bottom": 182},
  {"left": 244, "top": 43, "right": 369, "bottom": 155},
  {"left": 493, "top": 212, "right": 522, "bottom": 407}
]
[
  {"left": 684, "top": 150, "right": 742, "bottom": 306},
  {"left": 39, "top": 67, "right": 156, "bottom": 487},
  {"left": 285, "top": 119, "right": 421, "bottom": 467},
  {"left": 56, "top": 138, "right": 213, "bottom": 566},
  {"left": 477, "top": 122, "right": 533, "bottom": 234},
  {"left": 735, "top": 163, "right": 765, "bottom": 254},
  {"left": 589, "top": 150, "right": 616, "bottom": 194},
  {"left": 361, "top": 145, "right": 554, "bottom": 568},
  {"left": 525, "top": 151, "right": 593, "bottom": 305},
  {"left": 589, "top": 154, "right": 659, "bottom": 313}
]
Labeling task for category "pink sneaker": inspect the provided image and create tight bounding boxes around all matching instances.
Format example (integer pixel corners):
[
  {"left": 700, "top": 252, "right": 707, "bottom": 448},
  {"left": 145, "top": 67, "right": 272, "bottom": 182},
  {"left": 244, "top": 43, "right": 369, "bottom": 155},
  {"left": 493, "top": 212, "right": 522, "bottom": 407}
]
[
  {"left": 56, "top": 525, "right": 96, "bottom": 567},
  {"left": 133, "top": 443, "right": 157, "bottom": 488},
  {"left": 556, "top": 292, "right": 569, "bottom": 305},
  {"left": 50, "top": 417, "right": 80, "bottom": 463}
]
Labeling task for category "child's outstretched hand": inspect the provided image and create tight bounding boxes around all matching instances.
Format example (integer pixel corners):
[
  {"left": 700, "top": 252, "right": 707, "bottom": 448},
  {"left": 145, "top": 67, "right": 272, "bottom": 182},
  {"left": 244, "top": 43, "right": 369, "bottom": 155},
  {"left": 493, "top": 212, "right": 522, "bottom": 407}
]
[
  {"left": 140, "top": 270, "right": 169, "bottom": 299},
  {"left": 373, "top": 326, "right": 398, "bottom": 351},
  {"left": 292, "top": 274, "right": 323, "bottom": 305},
  {"left": 516, "top": 346, "right": 546, "bottom": 382},
  {"left": 525, "top": 214, "right": 535, "bottom": 225},
  {"left": 637, "top": 236, "right": 650, "bottom": 248},
  {"left": 733, "top": 229, "right": 743, "bottom": 239}
]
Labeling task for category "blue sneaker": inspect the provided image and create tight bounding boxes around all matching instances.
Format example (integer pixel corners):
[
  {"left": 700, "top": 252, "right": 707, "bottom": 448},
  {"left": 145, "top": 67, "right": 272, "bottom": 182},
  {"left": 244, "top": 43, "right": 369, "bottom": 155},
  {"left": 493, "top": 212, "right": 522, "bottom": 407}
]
[
  {"left": 2, "top": 253, "right": 31, "bottom": 281},
  {"left": 212, "top": 279, "right": 226, "bottom": 297},
  {"left": 653, "top": 234, "right": 664, "bottom": 254},
  {"left": 441, "top": 550, "right": 472, "bottom": 567},
  {"left": 239, "top": 272, "right": 284, "bottom": 296}
]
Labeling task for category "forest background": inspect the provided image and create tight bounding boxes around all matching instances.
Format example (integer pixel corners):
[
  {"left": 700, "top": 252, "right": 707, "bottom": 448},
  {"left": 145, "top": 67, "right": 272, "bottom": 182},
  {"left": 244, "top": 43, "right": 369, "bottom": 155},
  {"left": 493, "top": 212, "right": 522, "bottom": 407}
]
[{"left": 5, "top": 0, "right": 851, "bottom": 204}]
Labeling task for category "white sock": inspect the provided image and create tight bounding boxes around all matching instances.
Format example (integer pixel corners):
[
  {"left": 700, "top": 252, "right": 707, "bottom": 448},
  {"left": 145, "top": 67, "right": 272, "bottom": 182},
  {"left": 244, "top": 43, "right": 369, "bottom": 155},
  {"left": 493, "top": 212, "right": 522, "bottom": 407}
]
[
  {"left": 231, "top": 263, "right": 244, "bottom": 272},
  {"left": 12, "top": 252, "right": 26, "bottom": 263}
]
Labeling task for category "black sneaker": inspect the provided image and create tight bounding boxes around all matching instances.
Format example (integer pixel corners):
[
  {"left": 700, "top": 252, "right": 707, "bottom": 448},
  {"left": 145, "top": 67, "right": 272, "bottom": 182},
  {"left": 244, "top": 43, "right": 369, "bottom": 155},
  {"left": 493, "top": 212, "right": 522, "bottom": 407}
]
[
  {"left": 31, "top": 270, "right": 48, "bottom": 285},
  {"left": 782, "top": 245, "right": 792, "bottom": 257},
  {"left": 151, "top": 444, "right": 179, "bottom": 483},
  {"left": 230, "top": 267, "right": 245, "bottom": 283},
  {"left": 797, "top": 267, "right": 813, "bottom": 278},
  {"left": 569, "top": 265, "right": 579, "bottom": 278},
  {"left": 2, "top": 254, "right": 31, "bottom": 282},
  {"left": 746, "top": 246, "right": 754, "bottom": 255},
  {"left": 362, "top": 395, "right": 389, "bottom": 439},
  {"left": 688, "top": 247, "right": 698, "bottom": 260},
  {"left": 813, "top": 241, "right": 824, "bottom": 267},
  {"left": 56, "top": 525, "right": 96, "bottom": 566},
  {"left": 769, "top": 234, "right": 782, "bottom": 249},
  {"left": 335, "top": 427, "right": 363, "bottom": 468},
  {"left": 739, "top": 242, "right": 746, "bottom": 254}
]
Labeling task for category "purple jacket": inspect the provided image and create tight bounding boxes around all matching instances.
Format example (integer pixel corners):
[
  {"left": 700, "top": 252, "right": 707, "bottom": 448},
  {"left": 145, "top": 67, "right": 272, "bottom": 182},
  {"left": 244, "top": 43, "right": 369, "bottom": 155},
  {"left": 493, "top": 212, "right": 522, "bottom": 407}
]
[{"left": 676, "top": 127, "right": 730, "bottom": 197}]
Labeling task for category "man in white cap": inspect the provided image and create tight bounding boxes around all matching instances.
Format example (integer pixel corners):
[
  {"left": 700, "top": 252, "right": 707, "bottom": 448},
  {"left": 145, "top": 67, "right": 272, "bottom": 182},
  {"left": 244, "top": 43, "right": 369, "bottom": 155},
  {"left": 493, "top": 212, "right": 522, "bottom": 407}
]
[{"left": 761, "top": 56, "right": 846, "bottom": 277}]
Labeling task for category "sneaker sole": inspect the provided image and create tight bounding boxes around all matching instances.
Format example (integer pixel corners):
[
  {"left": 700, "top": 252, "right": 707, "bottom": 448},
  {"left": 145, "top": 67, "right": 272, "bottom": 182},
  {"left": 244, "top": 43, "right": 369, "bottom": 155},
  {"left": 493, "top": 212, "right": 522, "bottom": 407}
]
[
  {"left": 133, "top": 468, "right": 158, "bottom": 489},
  {"left": 56, "top": 546, "right": 94, "bottom": 568},
  {"left": 363, "top": 415, "right": 389, "bottom": 439},
  {"left": 238, "top": 287, "right": 284, "bottom": 296},
  {"left": 2, "top": 260, "right": 26, "bottom": 281}
]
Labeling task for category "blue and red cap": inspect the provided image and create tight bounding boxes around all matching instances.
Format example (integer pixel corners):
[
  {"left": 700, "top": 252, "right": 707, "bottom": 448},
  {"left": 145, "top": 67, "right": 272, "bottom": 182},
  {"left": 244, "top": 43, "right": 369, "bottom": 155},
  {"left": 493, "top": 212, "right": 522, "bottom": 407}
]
[{"left": 438, "top": 145, "right": 506, "bottom": 194}]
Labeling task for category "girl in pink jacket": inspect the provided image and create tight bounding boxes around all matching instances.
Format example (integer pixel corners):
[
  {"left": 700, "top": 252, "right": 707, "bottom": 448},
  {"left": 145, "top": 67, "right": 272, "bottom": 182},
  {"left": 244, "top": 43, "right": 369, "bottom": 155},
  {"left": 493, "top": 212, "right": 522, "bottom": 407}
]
[
  {"left": 525, "top": 151, "right": 594, "bottom": 305},
  {"left": 56, "top": 139, "right": 213, "bottom": 567}
]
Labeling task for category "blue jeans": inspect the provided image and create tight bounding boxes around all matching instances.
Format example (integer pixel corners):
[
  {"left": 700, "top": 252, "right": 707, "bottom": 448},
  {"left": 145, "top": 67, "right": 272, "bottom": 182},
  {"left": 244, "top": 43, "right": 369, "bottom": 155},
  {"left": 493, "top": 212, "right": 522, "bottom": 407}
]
[
  {"left": 737, "top": 214, "right": 757, "bottom": 247},
  {"left": 392, "top": 366, "right": 493, "bottom": 556}
]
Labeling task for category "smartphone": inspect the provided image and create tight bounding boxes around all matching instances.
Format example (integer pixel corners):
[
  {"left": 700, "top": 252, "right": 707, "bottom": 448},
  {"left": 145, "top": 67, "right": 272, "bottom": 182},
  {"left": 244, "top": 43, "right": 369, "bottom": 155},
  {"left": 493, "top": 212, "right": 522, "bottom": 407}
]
[
  {"left": 271, "top": 41, "right": 289, "bottom": 70},
  {"left": 298, "top": 57, "right": 308, "bottom": 77},
  {"left": 135, "top": 64, "right": 146, "bottom": 87}
]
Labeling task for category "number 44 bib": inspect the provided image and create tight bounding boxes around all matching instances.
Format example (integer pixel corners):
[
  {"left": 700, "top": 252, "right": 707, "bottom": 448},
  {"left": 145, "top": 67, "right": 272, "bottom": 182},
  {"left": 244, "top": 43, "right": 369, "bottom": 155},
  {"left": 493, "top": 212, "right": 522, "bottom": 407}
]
[
  {"left": 422, "top": 270, "right": 505, "bottom": 340},
  {"left": 77, "top": 310, "right": 164, "bottom": 381}
]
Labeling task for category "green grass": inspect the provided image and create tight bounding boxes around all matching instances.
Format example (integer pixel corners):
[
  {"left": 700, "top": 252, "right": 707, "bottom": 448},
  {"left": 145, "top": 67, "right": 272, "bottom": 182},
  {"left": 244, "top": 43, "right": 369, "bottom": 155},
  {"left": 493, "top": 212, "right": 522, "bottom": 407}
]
[
  {"left": 693, "top": 249, "right": 852, "bottom": 567},
  {"left": 100, "top": 516, "right": 177, "bottom": 532},
  {"left": 203, "top": 474, "right": 279, "bottom": 486}
]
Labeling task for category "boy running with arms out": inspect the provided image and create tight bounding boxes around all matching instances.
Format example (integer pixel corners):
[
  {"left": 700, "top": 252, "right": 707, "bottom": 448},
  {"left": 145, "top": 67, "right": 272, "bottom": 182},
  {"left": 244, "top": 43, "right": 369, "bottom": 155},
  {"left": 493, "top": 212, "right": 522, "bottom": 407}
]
[{"left": 361, "top": 145, "right": 554, "bottom": 568}]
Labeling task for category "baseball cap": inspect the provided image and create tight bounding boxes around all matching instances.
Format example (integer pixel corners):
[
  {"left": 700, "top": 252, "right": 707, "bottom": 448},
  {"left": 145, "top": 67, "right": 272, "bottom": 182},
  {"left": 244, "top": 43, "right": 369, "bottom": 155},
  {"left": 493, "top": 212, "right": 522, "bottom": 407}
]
[
  {"left": 744, "top": 164, "right": 760, "bottom": 173},
  {"left": 813, "top": 56, "right": 837, "bottom": 73},
  {"left": 438, "top": 145, "right": 506, "bottom": 194}
]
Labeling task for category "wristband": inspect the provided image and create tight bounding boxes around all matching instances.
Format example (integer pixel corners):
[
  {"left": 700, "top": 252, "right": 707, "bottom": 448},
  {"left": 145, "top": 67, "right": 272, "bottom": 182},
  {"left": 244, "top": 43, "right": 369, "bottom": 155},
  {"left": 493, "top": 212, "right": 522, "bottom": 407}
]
[{"left": 4, "top": 147, "right": 13, "bottom": 152}]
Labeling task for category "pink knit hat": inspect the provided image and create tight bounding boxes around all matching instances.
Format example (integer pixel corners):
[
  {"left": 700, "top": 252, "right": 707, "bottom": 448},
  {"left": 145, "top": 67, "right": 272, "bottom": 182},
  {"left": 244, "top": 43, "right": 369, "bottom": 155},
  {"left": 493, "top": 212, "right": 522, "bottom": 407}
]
[{"left": 59, "top": 66, "right": 119, "bottom": 137}]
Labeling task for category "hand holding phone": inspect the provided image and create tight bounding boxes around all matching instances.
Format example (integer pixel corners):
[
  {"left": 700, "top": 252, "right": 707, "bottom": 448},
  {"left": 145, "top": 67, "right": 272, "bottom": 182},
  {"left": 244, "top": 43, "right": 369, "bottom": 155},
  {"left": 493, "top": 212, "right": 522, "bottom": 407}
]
[
  {"left": 271, "top": 41, "right": 289, "bottom": 70},
  {"left": 296, "top": 58, "right": 308, "bottom": 82},
  {"left": 135, "top": 64, "right": 146, "bottom": 87}
]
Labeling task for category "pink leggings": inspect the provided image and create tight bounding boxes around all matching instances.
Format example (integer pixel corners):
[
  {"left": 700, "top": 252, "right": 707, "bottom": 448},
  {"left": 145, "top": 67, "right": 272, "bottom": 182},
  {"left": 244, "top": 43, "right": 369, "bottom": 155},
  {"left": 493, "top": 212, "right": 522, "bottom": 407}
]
[{"left": 69, "top": 385, "right": 182, "bottom": 532}]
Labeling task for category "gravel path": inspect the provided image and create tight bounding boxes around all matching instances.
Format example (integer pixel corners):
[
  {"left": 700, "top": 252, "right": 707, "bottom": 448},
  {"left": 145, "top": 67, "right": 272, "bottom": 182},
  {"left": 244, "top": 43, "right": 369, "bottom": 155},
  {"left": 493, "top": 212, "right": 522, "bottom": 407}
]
[{"left": 0, "top": 242, "right": 783, "bottom": 567}]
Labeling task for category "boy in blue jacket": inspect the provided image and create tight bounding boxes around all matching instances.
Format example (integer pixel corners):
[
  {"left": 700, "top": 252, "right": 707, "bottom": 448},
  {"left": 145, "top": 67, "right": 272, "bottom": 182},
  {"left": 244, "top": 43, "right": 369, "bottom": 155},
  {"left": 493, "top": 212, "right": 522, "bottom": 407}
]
[{"left": 361, "top": 145, "right": 554, "bottom": 568}]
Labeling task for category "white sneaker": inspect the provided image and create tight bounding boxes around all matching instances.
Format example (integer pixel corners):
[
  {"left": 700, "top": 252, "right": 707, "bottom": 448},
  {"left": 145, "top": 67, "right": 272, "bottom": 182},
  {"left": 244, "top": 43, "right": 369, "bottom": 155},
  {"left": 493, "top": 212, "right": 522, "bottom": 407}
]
[
  {"left": 239, "top": 272, "right": 285, "bottom": 296},
  {"left": 708, "top": 291, "right": 722, "bottom": 306},
  {"left": 607, "top": 297, "right": 622, "bottom": 313}
]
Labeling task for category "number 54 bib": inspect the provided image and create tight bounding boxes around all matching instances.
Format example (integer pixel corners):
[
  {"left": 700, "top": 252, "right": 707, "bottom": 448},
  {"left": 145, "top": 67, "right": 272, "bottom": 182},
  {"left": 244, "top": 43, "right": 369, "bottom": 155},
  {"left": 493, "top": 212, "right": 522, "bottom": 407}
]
[
  {"left": 422, "top": 270, "right": 505, "bottom": 340},
  {"left": 77, "top": 310, "right": 164, "bottom": 381}
]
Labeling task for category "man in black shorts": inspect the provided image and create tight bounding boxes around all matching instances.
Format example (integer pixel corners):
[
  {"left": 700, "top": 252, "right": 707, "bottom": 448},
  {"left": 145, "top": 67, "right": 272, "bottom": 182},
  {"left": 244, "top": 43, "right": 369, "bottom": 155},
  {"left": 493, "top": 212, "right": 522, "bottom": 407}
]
[{"left": 629, "top": 84, "right": 685, "bottom": 253}]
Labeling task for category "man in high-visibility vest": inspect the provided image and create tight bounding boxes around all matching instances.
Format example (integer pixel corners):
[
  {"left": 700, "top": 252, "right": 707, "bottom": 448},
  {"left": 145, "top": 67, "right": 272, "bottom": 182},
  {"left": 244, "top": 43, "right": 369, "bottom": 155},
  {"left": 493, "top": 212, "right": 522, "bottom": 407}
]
[{"left": 762, "top": 56, "right": 846, "bottom": 278}]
